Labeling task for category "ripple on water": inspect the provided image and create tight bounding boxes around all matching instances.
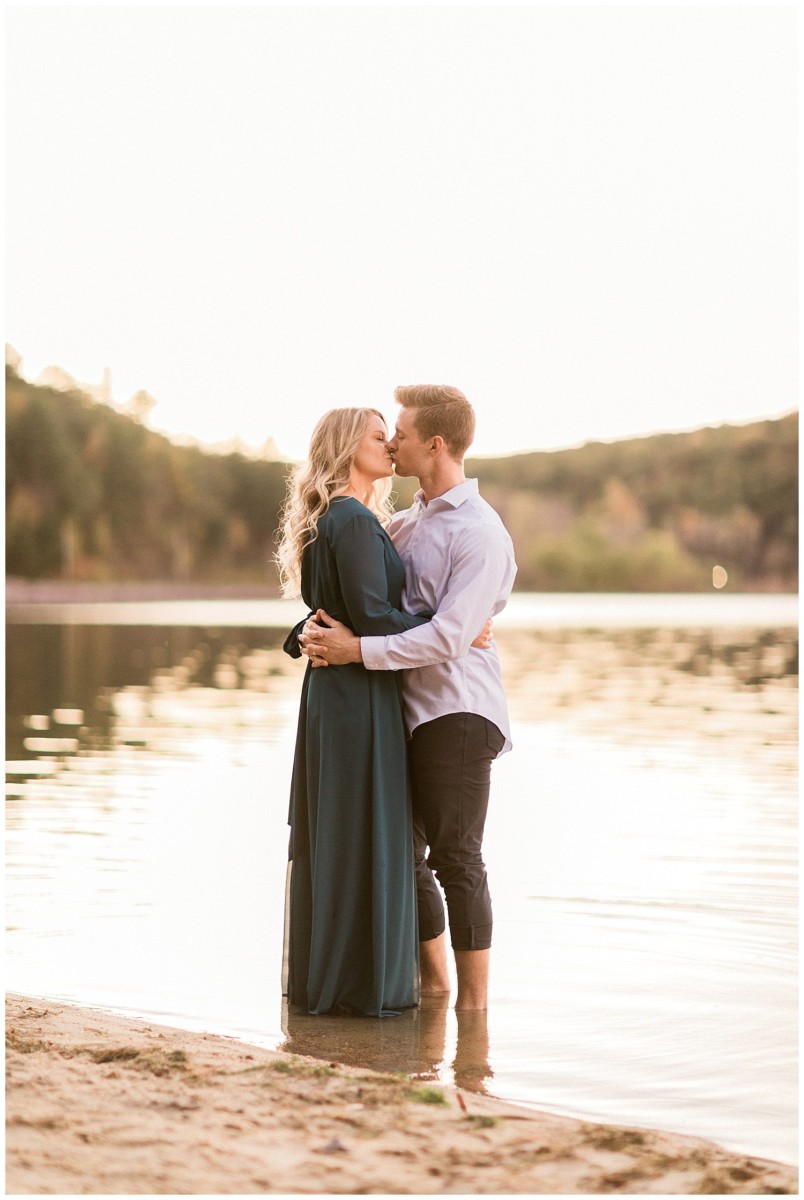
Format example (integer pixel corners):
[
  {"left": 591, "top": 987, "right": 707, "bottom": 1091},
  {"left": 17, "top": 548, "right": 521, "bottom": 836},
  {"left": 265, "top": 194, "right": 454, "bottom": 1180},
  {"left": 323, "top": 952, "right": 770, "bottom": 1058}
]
[{"left": 4, "top": 617, "right": 798, "bottom": 1164}]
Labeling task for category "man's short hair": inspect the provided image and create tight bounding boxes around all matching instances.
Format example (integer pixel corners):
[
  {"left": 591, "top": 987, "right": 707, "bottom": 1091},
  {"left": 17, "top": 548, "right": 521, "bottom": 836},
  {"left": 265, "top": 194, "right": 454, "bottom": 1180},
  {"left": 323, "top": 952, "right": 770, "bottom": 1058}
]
[{"left": 394, "top": 384, "right": 475, "bottom": 461}]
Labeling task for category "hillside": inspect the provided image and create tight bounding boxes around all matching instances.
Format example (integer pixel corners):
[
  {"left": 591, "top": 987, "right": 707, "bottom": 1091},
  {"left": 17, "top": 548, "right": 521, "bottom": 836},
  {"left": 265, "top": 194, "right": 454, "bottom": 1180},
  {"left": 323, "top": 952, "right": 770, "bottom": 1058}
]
[
  {"left": 474, "top": 415, "right": 797, "bottom": 590},
  {"left": 6, "top": 366, "right": 797, "bottom": 591},
  {"left": 6, "top": 368, "right": 288, "bottom": 586}
]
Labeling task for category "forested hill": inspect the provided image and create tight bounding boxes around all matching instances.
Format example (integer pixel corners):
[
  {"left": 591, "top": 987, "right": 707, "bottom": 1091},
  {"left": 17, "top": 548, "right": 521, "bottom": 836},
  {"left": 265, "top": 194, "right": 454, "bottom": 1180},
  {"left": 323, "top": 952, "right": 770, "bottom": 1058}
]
[
  {"left": 6, "top": 365, "right": 797, "bottom": 591},
  {"left": 475, "top": 413, "right": 798, "bottom": 590},
  {"left": 6, "top": 368, "right": 289, "bottom": 585}
]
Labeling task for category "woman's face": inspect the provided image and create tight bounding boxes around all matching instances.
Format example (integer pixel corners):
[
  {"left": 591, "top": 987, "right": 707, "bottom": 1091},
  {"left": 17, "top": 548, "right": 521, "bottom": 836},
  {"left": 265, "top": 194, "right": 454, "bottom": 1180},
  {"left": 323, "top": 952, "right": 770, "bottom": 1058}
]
[{"left": 351, "top": 414, "right": 394, "bottom": 482}]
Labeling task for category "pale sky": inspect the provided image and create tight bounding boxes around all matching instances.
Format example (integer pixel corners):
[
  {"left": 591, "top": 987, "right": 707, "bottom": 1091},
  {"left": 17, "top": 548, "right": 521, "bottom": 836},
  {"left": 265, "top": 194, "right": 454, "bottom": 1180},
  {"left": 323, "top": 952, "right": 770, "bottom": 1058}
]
[{"left": 5, "top": 3, "right": 798, "bottom": 460}]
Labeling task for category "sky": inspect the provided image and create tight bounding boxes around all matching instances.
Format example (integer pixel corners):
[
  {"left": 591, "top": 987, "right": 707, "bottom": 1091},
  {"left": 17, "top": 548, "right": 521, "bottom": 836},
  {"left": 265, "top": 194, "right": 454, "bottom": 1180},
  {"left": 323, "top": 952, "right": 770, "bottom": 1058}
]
[{"left": 5, "top": 3, "right": 798, "bottom": 461}]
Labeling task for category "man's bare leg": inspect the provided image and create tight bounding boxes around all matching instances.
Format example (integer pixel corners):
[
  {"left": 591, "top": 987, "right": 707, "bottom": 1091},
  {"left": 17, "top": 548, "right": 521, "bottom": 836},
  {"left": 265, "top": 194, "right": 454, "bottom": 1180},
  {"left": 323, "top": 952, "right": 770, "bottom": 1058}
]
[
  {"left": 454, "top": 948, "right": 489, "bottom": 1010},
  {"left": 420, "top": 932, "right": 450, "bottom": 995}
]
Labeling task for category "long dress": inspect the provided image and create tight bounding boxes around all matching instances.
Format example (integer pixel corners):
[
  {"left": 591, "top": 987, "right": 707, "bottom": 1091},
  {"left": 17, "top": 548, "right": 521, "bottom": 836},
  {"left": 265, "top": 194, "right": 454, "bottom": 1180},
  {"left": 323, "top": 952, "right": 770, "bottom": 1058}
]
[{"left": 283, "top": 497, "right": 430, "bottom": 1016}]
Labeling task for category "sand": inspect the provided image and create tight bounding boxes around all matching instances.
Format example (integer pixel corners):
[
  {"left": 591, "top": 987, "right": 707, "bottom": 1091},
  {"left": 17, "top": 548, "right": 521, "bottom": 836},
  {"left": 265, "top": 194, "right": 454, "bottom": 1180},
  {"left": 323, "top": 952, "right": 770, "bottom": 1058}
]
[{"left": 5, "top": 994, "right": 797, "bottom": 1195}]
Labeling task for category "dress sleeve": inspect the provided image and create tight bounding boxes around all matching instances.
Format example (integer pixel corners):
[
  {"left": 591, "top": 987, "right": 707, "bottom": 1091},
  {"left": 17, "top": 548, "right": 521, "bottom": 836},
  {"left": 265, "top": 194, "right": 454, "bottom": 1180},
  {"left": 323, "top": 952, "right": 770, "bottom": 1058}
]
[
  {"left": 282, "top": 614, "right": 313, "bottom": 659},
  {"left": 333, "top": 513, "right": 431, "bottom": 637}
]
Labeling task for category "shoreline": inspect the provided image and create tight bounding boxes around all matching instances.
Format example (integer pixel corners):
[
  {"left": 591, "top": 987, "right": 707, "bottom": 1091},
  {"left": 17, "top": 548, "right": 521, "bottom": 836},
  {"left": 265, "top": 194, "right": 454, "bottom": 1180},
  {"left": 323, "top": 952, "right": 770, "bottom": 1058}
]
[
  {"left": 6, "top": 578, "right": 797, "bottom": 607},
  {"left": 5, "top": 579, "right": 283, "bottom": 604},
  {"left": 6, "top": 993, "right": 797, "bottom": 1195}
]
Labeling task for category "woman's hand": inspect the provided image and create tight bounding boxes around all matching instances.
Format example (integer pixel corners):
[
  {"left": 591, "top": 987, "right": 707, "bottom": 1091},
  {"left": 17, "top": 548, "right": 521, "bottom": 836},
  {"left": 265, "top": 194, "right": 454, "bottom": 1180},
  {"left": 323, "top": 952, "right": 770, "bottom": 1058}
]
[{"left": 471, "top": 617, "right": 494, "bottom": 650}]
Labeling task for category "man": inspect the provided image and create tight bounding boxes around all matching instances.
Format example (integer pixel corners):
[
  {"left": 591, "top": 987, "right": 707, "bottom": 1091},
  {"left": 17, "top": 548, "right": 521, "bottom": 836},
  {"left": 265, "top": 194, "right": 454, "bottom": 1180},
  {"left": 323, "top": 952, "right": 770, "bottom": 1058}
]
[{"left": 301, "top": 384, "right": 516, "bottom": 1011}]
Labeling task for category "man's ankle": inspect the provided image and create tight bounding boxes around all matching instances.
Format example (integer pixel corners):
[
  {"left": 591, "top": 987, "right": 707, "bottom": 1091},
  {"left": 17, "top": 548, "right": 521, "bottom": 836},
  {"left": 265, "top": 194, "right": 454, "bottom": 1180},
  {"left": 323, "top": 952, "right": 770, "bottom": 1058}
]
[
  {"left": 419, "top": 932, "right": 450, "bottom": 994},
  {"left": 454, "top": 947, "right": 490, "bottom": 1011}
]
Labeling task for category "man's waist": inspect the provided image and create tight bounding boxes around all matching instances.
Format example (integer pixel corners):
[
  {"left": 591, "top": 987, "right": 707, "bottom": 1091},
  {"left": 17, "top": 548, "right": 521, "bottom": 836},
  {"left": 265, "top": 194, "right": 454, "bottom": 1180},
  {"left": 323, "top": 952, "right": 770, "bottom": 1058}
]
[
  {"left": 401, "top": 692, "right": 512, "bottom": 754},
  {"left": 400, "top": 659, "right": 505, "bottom": 702}
]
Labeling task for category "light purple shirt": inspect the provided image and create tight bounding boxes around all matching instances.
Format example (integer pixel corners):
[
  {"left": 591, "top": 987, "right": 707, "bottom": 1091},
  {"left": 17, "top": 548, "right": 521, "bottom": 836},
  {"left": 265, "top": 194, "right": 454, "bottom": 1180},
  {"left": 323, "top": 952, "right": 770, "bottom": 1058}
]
[{"left": 360, "top": 479, "right": 517, "bottom": 753}]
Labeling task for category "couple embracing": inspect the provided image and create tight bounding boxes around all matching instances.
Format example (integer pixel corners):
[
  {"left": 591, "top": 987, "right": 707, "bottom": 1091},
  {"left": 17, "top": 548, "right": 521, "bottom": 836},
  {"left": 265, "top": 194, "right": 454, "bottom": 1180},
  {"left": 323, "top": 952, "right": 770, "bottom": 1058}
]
[{"left": 277, "top": 385, "right": 516, "bottom": 1017}]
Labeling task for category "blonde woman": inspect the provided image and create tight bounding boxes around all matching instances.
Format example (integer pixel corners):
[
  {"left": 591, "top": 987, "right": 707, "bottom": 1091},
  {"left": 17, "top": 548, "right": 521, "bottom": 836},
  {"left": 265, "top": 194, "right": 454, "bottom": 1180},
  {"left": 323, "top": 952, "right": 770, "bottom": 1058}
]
[{"left": 276, "top": 407, "right": 431, "bottom": 1016}]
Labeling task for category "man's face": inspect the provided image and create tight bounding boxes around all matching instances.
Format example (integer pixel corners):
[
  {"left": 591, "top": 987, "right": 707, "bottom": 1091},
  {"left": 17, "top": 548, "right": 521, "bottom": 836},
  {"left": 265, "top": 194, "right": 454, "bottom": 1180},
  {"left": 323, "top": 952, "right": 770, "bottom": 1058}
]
[{"left": 387, "top": 407, "right": 431, "bottom": 479}]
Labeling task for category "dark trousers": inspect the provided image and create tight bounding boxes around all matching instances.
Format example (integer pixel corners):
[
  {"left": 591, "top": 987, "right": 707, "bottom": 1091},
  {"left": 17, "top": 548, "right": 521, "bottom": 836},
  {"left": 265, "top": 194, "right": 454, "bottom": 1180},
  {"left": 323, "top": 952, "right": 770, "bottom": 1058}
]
[{"left": 408, "top": 712, "right": 505, "bottom": 952}]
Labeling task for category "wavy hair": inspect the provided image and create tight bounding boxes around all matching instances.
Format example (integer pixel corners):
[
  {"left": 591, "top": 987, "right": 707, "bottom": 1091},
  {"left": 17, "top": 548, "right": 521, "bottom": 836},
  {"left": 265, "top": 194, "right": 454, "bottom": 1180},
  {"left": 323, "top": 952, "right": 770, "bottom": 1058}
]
[{"left": 275, "top": 407, "right": 394, "bottom": 597}]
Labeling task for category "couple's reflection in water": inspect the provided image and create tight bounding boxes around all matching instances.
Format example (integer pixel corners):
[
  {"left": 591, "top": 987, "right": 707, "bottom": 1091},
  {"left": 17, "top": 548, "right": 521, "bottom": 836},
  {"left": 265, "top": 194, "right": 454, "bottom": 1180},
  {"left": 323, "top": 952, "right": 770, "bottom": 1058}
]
[{"left": 281, "top": 996, "right": 493, "bottom": 1093}]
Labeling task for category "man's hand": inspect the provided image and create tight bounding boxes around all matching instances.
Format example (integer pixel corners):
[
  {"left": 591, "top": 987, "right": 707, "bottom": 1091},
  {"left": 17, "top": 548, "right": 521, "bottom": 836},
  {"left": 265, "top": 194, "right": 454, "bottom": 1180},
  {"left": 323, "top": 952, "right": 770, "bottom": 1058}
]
[
  {"left": 299, "top": 610, "right": 363, "bottom": 666},
  {"left": 471, "top": 617, "right": 494, "bottom": 650}
]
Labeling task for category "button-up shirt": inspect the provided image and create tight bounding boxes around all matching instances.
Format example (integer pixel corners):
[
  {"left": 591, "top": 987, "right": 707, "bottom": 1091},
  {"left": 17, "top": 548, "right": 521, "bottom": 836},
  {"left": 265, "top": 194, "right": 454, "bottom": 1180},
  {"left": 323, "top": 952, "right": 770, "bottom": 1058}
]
[{"left": 361, "top": 479, "right": 517, "bottom": 753}]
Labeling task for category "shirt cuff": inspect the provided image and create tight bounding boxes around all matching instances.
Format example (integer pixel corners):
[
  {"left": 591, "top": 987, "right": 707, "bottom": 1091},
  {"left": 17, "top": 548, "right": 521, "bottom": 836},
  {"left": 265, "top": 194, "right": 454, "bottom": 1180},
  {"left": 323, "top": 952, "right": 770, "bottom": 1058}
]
[{"left": 360, "top": 635, "right": 391, "bottom": 671}]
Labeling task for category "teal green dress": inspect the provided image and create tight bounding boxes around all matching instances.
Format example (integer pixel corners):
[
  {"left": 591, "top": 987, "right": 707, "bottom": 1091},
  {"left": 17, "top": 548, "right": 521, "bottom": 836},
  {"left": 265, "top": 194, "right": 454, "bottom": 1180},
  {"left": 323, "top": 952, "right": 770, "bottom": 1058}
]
[{"left": 283, "top": 497, "right": 430, "bottom": 1016}]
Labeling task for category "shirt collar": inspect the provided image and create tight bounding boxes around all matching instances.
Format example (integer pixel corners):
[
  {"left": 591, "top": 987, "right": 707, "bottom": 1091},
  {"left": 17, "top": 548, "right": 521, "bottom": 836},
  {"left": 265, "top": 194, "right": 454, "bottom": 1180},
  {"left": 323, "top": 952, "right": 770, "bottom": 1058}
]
[{"left": 413, "top": 478, "right": 479, "bottom": 511}]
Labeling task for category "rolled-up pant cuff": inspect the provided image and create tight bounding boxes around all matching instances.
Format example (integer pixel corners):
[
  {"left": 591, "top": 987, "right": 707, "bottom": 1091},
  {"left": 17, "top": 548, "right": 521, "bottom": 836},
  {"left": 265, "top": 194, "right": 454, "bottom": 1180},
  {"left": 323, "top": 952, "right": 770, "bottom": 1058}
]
[
  {"left": 418, "top": 916, "right": 446, "bottom": 943},
  {"left": 450, "top": 923, "right": 492, "bottom": 952}
]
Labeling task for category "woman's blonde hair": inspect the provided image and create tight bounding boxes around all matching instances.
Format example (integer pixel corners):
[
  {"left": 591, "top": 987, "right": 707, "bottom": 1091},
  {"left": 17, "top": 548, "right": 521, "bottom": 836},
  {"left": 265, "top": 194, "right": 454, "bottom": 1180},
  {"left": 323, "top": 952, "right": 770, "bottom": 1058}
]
[{"left": 275, "top": 407, "right": 394, "bottom": 597}]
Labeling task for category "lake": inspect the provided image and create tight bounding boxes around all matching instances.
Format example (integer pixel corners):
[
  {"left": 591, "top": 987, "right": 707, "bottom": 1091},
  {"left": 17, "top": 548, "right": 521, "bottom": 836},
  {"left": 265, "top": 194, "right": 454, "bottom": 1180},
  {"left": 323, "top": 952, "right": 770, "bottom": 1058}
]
[{"left": 5, "top": 593, "right": 798, "bottom": 1164}]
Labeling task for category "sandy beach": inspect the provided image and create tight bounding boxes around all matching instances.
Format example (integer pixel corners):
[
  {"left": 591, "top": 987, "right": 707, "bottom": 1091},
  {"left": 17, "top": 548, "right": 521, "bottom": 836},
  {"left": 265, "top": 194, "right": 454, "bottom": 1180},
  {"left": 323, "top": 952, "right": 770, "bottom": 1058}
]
[{"left": 5, "top": 994, "right": 797, "bottom": 1195}]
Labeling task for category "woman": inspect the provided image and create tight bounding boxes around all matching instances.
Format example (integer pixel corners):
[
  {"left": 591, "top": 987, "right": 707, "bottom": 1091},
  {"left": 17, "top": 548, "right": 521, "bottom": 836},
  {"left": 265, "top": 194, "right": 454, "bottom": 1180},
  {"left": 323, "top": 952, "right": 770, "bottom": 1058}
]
[{"left": 276, "top": 407, "right": 431, "bottom": 1016}]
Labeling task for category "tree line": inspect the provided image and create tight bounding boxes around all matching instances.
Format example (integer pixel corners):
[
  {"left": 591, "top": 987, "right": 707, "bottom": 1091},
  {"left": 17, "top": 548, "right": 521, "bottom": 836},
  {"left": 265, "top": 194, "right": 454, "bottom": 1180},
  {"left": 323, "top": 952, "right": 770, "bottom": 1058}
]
[{"left": 6, "top": 365, "right": 797, "bottom": 591}]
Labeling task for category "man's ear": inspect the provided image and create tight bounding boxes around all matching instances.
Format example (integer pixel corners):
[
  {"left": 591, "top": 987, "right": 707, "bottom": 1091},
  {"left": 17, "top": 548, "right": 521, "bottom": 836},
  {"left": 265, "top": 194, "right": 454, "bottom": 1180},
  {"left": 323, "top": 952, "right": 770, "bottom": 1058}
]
[{"left": 430, "top": 435, "right": 446, "bottom": 456}]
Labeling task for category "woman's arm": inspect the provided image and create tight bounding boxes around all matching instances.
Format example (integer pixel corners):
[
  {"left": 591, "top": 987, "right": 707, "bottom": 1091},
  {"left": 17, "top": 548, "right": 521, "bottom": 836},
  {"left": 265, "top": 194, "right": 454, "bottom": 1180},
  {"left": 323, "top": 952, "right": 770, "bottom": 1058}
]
[{"left": 332, "top": 513, "right": 431, "bottom": 637}]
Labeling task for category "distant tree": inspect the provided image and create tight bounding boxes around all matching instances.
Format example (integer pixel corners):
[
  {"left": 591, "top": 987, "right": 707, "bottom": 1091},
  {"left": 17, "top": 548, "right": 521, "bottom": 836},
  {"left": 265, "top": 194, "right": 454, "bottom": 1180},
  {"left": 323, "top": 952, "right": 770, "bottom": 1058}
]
[
  {"left": 467, "top": 413, "right": 797, "bottom": 590},
  {"left": 6, "top": 366, "right": 797, "bottom": 591}
]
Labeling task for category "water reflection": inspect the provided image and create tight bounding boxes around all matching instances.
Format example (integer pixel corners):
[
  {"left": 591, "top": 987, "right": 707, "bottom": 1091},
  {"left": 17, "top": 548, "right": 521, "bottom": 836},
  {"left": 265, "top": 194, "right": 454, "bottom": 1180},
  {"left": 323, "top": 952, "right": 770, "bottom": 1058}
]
[
  {"left": 5, "top": 624, "right": 292, "bottom": 761},
  {"left": 4, "top": 608, "right": 798, "bottom": 1163},
  {"left": 281, "top": 998, "right": 493, "bottom": 1095}
]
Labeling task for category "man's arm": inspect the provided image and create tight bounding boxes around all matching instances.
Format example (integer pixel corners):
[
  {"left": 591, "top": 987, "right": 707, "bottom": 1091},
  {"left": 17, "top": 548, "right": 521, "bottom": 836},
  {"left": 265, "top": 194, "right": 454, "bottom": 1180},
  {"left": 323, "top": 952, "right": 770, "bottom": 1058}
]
[
  {"left": 300, "top": 611, "right": 494, "bottom": 665},
  {"left": 303, "top": 528, "right": 514, "bottom": 669},
  {"left": 285, "top": 510, "right": 431, "bottom": 663}
]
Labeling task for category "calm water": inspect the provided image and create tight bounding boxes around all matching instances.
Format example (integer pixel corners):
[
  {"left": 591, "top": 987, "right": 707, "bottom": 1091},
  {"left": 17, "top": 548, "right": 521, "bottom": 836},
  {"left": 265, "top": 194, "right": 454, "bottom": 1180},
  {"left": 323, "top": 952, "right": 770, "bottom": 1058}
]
[{"left": 5, "top": 594, "right": 798, "bottom": 1164}]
